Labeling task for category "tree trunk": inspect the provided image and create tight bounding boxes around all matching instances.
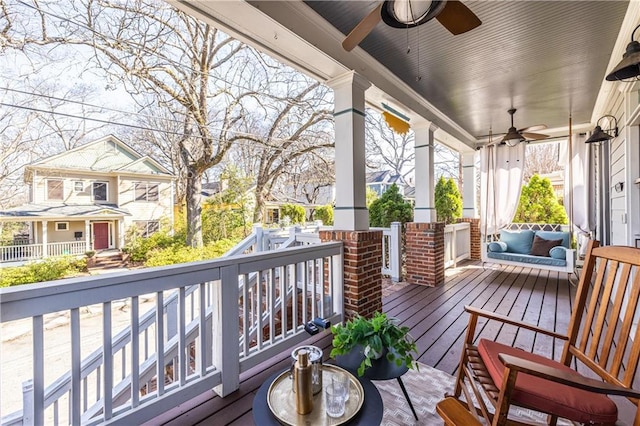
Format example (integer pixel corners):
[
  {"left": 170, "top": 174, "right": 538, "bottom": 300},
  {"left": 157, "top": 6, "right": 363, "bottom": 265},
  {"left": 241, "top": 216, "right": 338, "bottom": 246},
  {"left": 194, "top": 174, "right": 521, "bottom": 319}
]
[
  {"left": 253, "top": 191, "right": 266, "bottom": 224},
  {"left": 185, "top": 169, "right": 203, "bottom": 247}
]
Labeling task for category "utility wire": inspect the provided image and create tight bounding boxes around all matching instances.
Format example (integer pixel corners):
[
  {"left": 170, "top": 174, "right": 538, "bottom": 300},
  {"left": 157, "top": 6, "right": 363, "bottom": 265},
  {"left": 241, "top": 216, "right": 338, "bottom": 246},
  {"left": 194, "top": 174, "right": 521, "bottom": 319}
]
[
  {"left": 2, "top": 86, "right": 188, "bottom": 127},
  {"left": 1, "top": 101, "right": 332, "bottom": 149}
]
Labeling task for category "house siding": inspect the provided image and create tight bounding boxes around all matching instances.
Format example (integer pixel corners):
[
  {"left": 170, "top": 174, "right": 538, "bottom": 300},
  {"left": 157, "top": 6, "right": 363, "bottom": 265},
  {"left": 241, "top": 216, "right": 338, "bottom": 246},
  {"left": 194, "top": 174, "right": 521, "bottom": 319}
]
[
  {"left": 118, "top": 176, "right": 173, "bottom": 232},
  {"left": 33, "top": 171, "right": 119, "bottom": 204},
  {"left": 608, "top": 90, "right": 626, "bottom": 246},
  {"left": 46, "top": 221, "right": 86, "bottom": 243}
]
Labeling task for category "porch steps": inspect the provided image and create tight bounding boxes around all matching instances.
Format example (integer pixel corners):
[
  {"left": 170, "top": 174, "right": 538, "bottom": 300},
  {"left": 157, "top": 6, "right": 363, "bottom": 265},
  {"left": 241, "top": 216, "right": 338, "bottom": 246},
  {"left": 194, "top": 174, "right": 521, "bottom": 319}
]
[{"left": 91, "top": 253, "right": 124, "bottom": 270}]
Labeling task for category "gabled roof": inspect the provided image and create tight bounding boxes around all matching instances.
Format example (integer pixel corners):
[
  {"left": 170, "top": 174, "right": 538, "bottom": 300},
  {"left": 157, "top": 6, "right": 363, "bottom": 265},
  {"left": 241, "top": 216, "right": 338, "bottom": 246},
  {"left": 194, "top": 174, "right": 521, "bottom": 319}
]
[
  {"left": 28, "top": 135, "right": 173, "bottom": 177},
  {"left": 201, "top": 182, "right": 222, "bottom": 198},
  {"left": 366, "top": 170, "right": 404, "bottom": 185}
]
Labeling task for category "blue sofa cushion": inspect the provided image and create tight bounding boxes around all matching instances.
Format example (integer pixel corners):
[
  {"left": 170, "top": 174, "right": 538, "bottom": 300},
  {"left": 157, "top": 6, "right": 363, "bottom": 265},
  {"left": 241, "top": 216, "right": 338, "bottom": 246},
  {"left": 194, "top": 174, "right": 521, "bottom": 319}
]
[
  {"left": 499, "top": 230, "right": 535, "bottom": 254},
  {"left": 529, "top": 235, "right": 563, "bottom": 257},
  {"left": 488, "top": 241, "right": 508, "bottom": 252},
  {"left": 535, "top": 231, "right": 570, "bottom": 249},
  {"left": 486, "top": 252, "right": 567, "bottom": 267},
  {"left": 549, "top": 246, "right": 568, "bottom": 260}
]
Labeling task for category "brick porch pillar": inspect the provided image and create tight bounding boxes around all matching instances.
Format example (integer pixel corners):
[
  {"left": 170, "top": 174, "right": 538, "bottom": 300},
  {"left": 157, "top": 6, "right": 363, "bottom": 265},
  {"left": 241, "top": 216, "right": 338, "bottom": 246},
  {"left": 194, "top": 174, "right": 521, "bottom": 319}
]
[
  {"left": 405, "top": 222, "right": 445, "bottom": 286},
  {"left": 457, "top": 218, "right": 481, "bottom": 260},
  {"left": 320, "top": 230, "right": 382, "bottom": 320}
]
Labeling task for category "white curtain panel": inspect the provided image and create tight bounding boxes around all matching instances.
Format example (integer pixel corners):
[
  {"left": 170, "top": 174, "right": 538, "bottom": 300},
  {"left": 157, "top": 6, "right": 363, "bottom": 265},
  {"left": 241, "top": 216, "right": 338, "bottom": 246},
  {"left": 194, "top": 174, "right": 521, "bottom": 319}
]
[
  {"left": 560, "top": 132, "right": 595, "bottom": 255},
  {"left": 480, "top": 143, "right": 527, "bottom": 235}
]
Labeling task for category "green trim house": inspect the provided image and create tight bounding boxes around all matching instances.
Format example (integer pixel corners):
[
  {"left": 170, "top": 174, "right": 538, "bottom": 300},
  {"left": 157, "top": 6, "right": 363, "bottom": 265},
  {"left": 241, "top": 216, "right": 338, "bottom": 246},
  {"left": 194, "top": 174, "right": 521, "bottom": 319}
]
[{"left": 0, "top": 135, "right": 175, "bottom": 261}]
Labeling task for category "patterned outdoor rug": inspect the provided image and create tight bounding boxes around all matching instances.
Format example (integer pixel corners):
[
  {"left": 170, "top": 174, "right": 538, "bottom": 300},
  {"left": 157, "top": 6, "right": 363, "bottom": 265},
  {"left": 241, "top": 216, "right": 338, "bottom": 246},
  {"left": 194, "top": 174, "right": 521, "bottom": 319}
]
[{"left": 375, "top": 362, "right": 572, "bottom": 425}]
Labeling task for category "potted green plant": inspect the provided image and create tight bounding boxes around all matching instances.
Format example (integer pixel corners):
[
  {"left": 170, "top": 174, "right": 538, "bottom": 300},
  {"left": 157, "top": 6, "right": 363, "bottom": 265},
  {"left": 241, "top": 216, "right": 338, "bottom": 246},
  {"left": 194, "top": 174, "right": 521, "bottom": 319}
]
[{"left": 330, "top": 312, "right": 418, "bottom": 376}]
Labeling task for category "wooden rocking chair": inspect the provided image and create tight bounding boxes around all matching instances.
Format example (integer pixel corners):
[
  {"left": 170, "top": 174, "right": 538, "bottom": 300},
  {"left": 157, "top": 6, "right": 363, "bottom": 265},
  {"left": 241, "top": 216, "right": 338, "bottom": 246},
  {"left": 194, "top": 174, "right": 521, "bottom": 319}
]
[{"left": 453, "top": 240, "right": 640, "bottom": 425}]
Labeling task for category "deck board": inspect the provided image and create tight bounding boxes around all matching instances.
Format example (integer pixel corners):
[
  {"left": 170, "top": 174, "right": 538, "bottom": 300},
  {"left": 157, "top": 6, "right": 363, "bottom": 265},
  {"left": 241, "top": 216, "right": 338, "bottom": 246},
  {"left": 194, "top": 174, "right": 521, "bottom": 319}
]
[{"left": 151, "top": 260, "right": 588, "bottom": 426}]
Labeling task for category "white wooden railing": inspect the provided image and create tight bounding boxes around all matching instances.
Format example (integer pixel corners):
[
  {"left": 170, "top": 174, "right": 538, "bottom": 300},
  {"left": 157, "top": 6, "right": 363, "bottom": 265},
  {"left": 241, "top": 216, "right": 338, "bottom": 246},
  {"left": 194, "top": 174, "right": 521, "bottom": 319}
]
[
  {"left": 0, "top": 242, "right": 343, "bottom": 426},
  {"left": 47, "top": 242, "right": 87, "bottom": 258},
  {"left": 372, "top": 222, "right": 402, "bottom": 282},
  {"left": 444, "top": 222, "right": 471, "bottom": 269},
  {"left": 226, "top": 223, "right": 402, "bottom": 282},
  {"left": 1, "top": 241, "right": 86, "bottom": 263},
  {"left": 0, "top": 244, "right": 43, "bottom": 262}
]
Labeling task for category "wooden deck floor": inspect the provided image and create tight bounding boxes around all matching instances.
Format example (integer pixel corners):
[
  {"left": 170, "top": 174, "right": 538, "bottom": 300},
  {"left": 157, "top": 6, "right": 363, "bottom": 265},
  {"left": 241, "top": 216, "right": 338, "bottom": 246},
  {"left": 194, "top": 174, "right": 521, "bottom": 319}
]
[{"left": 150, "top": 260, "right": 578, "bottom": 426}]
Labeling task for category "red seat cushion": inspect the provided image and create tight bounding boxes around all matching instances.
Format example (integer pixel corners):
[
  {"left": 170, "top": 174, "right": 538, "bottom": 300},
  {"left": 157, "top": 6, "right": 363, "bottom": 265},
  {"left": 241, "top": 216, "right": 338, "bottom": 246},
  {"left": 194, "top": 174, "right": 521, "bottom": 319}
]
[{"left": 477, "top": 339, "right": 618, "bottom": 425}]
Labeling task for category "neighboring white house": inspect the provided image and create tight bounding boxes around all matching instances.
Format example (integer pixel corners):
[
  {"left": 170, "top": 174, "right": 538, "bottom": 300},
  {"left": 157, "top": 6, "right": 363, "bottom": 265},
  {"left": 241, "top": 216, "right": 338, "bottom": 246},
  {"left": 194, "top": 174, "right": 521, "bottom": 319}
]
[{"left": 0, "top": 135, "right": 175, "bottom": 261}]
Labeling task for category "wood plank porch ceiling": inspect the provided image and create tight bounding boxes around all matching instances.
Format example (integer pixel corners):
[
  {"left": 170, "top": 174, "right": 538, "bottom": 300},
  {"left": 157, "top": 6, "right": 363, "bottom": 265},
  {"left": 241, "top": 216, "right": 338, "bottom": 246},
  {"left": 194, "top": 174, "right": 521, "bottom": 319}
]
[{"left": 151, "top": 261, "right": 600, "bottom": 426}]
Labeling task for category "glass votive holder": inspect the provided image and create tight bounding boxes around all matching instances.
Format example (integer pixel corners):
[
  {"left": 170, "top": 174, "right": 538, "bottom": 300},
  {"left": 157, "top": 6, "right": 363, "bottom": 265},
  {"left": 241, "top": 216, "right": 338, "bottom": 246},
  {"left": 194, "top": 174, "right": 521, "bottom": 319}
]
[
  {"left": 325, "top": 382, "right": 347, "bottom": 418},
  {"left": 335, "top": 373, "right": 350, "bottom": 402}
]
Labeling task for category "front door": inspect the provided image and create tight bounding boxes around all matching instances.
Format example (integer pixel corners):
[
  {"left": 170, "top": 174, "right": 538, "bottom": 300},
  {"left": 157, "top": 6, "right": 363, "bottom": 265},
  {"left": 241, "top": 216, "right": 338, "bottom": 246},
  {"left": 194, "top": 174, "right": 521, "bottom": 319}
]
[{"left": 93, "top": 223, "right": 109, "bottom": 250}]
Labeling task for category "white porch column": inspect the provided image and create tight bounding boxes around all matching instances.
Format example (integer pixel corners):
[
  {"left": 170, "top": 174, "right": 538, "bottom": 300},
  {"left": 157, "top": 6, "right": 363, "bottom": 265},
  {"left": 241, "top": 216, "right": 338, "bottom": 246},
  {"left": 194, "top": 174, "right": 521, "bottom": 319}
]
[
  {"left": 42, "top": 220, "right": 48, "bottom": 258},
  {"left": 327, "top": 71, "right": 371, "bottom": 230},
  {"left": 85, "top": 220, "right": 91, "bottom": 251},
  {"left": 462, "top": 152, "right": 478, "bottom": 218},
  {"left": 413, "top": 120, "right": 437, "bottom": 222},
  {"left": 118, "top": 220, "right": 125, "bottom": 249}
]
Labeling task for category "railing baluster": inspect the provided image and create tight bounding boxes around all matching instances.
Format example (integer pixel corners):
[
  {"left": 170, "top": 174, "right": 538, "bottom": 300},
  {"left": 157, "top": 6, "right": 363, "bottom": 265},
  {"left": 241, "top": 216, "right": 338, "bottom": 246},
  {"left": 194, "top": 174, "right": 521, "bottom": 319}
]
[
  {"left": 33, "top": 315, "right": 44, "bottom": 425},
  {"left": 319, "top": 259, "right": 326, "bottom": 319},
  {"left": 242, "top": 273, "right": 249, "bottom": 357},
  {"left": 96, "top": 366, "right": 101, "bottom": 401},
  {"left": 82, "top": 376, "right": 87, "bottom": 412},
  {"left": 292, "top": 264, "right": 298, "bottom": 331},
  {"left": 257, "top": 271, "right": 263, "bottom": 350},
  {"left": 302, "top": 261, "right": 308, "bottom": 324},
  {"left": 70, "top": 307, "right": 81, "bottom": 424},
  {"left": 190, "top": 291, "right": 195, "bottom": 322},
  {"left": 122, "top": 346, "right": 126, "bottom": 380},
  {"left": 311, "top": 260, "right": 317, "bottom": 319},
  {"left": 280, "top": 266, "right": 286, "bottom": 339},
  {"left": 156, "top": 291, "right": 165, "bottom": 396},
  {"left": 178, "top": 287, "right": 186, "bottom": 385},
  {"left": 131, "top": 295, "right": 140, "bottom": 408},
  {"left": 53, "top": 399, "right": 58, "bottom": 426},
  {"left": 144, "top": 328, "right": 149, "bottom": 359},
  {"left": 269, "top": 268, "right": 275, "bottom": 342},
  {"left": 103, "top": 302, "right": 113, "bottom": 420},
  {"left": 198, "top": 283, "right": 206, "bottom": 376}
]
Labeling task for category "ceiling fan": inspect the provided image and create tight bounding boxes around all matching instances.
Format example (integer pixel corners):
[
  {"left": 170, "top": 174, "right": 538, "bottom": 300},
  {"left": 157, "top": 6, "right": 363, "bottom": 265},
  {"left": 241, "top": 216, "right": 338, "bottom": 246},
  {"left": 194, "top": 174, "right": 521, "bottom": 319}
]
[
  {"left": 500, "top": 108, "right": 548, "bottom": 147},
  {"left": 342, "top": 0, "right": 481, "bottom": 52}
]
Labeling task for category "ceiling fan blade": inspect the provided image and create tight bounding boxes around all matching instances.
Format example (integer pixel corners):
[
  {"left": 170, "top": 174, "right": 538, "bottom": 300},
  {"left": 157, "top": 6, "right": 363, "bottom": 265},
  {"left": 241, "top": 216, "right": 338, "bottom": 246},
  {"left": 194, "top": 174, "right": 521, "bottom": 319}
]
[
  {"left": 342, "top": 3, "right": 383, "bottom": 51},
  {"left": 521, "top": 132, "right": 549, "bottom": 140},
  {"left": 435, "top": 1, "right": 481, "bottom": 35},
  {"left": 518, "top": 124, "right": 548, "bottom": 133}
]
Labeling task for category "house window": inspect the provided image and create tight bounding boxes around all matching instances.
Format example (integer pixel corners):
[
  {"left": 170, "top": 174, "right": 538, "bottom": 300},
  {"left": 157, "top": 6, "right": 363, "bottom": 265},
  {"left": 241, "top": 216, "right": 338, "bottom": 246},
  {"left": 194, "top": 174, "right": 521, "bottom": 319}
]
[
  {"left": 47, "top": 180, "right": 64, "bottom": 200},
  {"left": 135, "top": 220, "right": 160, "bottom": 237},
  {"left": 55, "top": 222, "right": 69, "bottom": 231},
  {"left": 135, "top": 183, "right": 159, "bottom": 202},
  {"left": 74, "top": 181, "right": 84, "bottom": 192},
  {"left": 267, "top": 208, "right": 279, "bottom": 224},
  {"left": 93, "top": 182, "right": 108, "bottom": 201}
]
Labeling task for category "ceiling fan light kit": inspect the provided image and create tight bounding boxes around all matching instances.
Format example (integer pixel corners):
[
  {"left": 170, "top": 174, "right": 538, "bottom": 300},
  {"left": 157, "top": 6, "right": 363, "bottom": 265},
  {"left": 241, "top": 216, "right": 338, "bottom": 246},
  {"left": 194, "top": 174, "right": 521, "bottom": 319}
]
[
  {"left": 499, "top": 108, "right": 547, "bottom": 147},
  {"left": 381, "top": 0, "right": 446, "bottom": 28},
  {"left": 342, "top": 0, "right": 481, "bottom": 51},
  {"left": 503, "top": 130, "right": 525, "bottom": 147},
  {"left": 606, "top": 24, "right": 640, "bottom": 82}
]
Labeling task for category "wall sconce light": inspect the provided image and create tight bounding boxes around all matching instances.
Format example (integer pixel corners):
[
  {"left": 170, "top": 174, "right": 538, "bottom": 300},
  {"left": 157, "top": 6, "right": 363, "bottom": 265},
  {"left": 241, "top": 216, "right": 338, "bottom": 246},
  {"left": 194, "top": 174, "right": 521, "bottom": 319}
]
[
  {"left": 614, "top": 182, "right": 624, "bottom": 193},
  {"left": 606, "top": 24, "right": 640, "bottom": 81},
  {"left": 585, "top": 114, "right": 619, "bottom": 144}
]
